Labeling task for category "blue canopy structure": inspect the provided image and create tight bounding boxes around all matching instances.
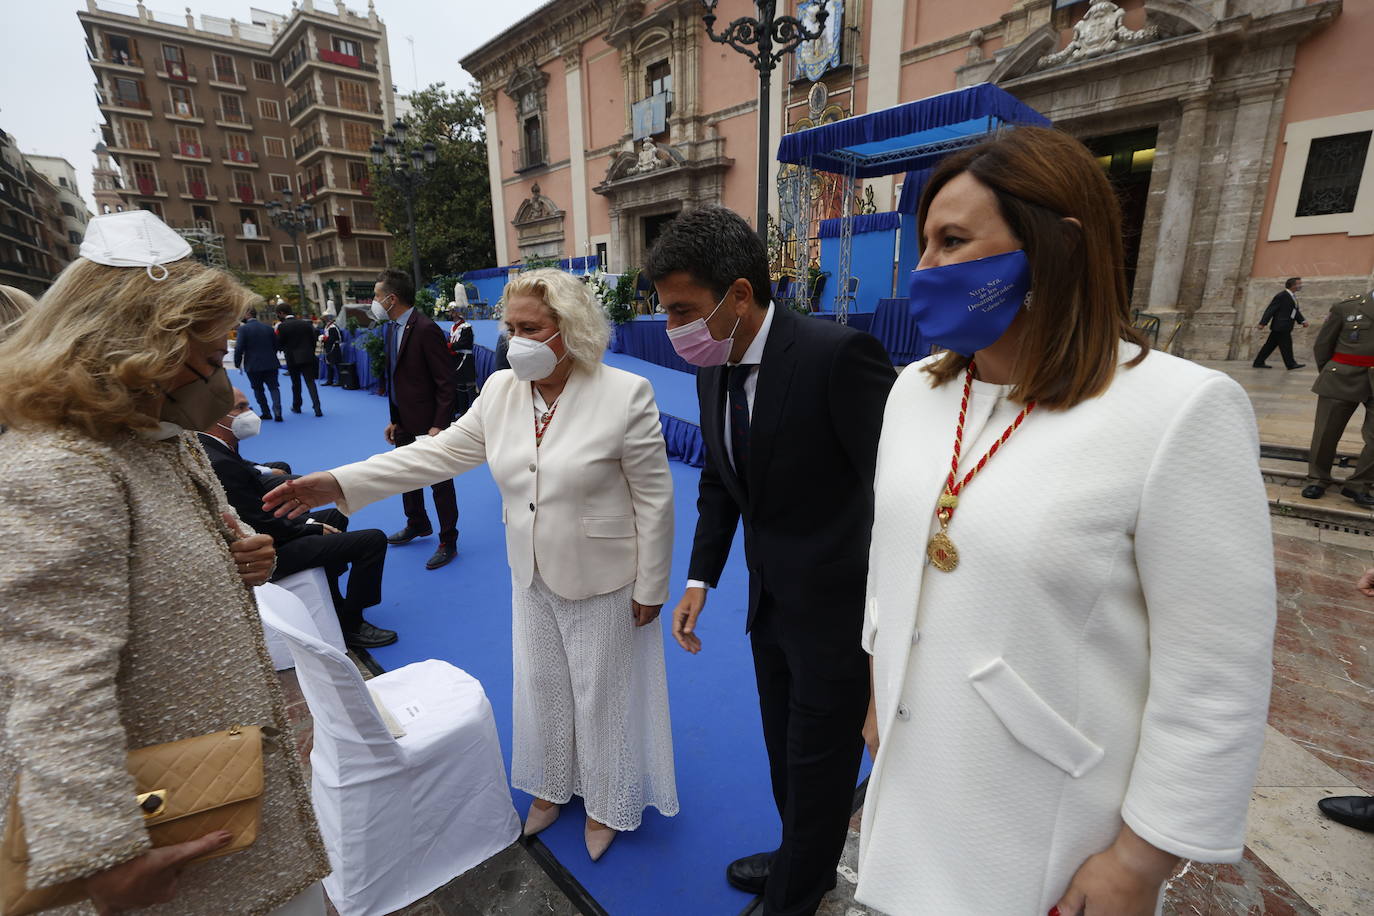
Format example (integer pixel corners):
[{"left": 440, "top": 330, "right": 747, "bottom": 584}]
[
  {"left": 776, "top": 83, "right": 1051, "bottom": 178},
  {"left": 776, "top": 83, "right": 1049, "bottom": 326}
]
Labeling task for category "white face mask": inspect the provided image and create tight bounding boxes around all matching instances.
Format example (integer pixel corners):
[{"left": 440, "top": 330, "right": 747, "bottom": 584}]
[
  {"left": 370, "top": 299, "right": 391, "bottom": 323},
  {"left": 507, "top": 331, "right": 564, "bottom": 381},
  {"left": 220, "top": 410, "right": 261, "bottom": 441}
]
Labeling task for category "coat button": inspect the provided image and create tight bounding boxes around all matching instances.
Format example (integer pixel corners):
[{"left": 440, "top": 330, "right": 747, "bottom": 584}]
[
  {"left": 896, "top": 704, "right": 911, "bottom": 721},
  {"left": 911, "top": 629, "right": 920, "bottom": 645},
  {"left": 528, "top": 463, "right": 537, "bottom": 472},
  {"left": 528, "top": 502, "right": 535, "bottom": 511}
]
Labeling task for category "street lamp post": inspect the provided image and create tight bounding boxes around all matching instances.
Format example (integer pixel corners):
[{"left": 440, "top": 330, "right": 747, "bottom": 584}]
[
  {"left": 370, "top": 118, "right": 437, "bottom": 296},
  {"left": 266, "top": 187, "right": 312, "bottom": 311},
  {"left": 701, "top": 1, "right": 828, "bottom": 240}
]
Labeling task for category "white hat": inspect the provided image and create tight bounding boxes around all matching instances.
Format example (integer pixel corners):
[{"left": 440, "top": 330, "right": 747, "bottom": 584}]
[{"left": 79, "top": 209, "right": 192, "bottom": 281}]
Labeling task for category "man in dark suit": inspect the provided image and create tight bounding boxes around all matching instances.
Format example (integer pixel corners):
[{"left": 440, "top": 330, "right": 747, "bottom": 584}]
[
  {"left": 1253, "top": 276, "right": 1309, "bottom": 369},
  {"left": 199, "top": 387, "right": 396, "bottom": 648},
  {"left": 234, "top": 310, "right": 283, "bottom": 422},
  {"left": 276, "top": 305, "right": 324, "bottom": 416},
  {"left": 647, "top": 207, "right": 895, "bottom": 916},
  {"left": 321, "top": 315, "right": 343, "bottom": 386},
  {"left": 374, "top": 268, "right": 459, "bottom": 570}
]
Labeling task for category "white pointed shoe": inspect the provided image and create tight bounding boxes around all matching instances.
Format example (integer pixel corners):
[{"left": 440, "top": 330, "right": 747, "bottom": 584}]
[
  {"left": 585, "top": 821, "right": 618, "bottom": 861},
  {"left": 522, "top": 802, "right": 561, "bottom": 837}
]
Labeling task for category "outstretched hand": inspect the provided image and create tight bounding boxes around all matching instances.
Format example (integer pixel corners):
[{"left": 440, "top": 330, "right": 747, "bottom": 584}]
[
  {"left": 86, "top": 830, "right": 232, "bottom": 915},
  {"left": 262, "top": 472, "right": 344, "bottom": 519}
]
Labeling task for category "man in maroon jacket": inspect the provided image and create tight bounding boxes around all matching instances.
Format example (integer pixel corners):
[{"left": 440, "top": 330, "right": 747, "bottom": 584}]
[{"left": 372, "top": 268, "right": 459, "bottom": 570}]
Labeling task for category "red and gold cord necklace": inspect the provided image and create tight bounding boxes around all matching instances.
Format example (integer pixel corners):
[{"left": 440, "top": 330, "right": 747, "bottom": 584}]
[{"left": 927, "top": 361, "right": 1036, "bottom": 572}]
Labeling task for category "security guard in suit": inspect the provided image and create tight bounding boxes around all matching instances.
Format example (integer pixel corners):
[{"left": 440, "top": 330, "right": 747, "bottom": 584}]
[{"left": 1303, "top": 291, "right": 1374, "bottom": 506}]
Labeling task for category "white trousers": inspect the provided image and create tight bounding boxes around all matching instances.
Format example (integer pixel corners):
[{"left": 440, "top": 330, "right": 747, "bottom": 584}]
[{"left": 510, "top": 571, "right": 678, "bottom": 830}]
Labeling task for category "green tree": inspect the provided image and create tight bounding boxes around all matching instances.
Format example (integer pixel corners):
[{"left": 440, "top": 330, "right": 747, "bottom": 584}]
[
  {"left": 228, "top": 268, "right": 308, "bottom": 313},
  {"left": 371, "top": 83, "right": 496, "bottom": 286}
]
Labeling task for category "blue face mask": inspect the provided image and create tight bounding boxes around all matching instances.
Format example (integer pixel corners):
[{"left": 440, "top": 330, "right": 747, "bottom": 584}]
[{"left": 908, "top": 249, "right": 1032, "bottom": 357}]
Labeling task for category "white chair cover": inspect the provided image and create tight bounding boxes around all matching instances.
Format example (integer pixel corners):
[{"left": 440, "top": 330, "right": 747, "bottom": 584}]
[
  {"left": 257, "top": 591, "right": 519, "bottom": 916},
  {"left": 259, "top": 568, "right": 346, "bottom": 671}
]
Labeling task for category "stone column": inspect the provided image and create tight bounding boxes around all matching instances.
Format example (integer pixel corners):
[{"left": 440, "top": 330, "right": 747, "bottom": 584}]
[
  {"left": 863, "top": 0, "right": 908, "bottom": 212},
  {"left": 481, "top": 87, "right": 509, "bottom": 266},
  {"left": 563, "top": 48, "right": 590, "bottom": 259},
  {"left": 1148, "top": 93, "right": 1209, "bottom": 312}
]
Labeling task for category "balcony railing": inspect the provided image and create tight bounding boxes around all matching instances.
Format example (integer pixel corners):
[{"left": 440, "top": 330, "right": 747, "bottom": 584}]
[
  {"left": 316, "top": 48, "right": 378, "bottom": 73},
  {"left": 513, "top": 146, "right": 547, "bottom": 172},
  {"left": 228, "top": 184, "right": 260, "bottom": 204},
  {"left": 110, "top": 133, "right": 158, "bottom": 153},
  {"left": 0, "top": 188, "right": 34, "bottom": 216},
  {"left": 169, "top": 219, "right": 223, "bottom": 234},
  {"left": 0, "top": 260, "right": 32, "bottom": 276},
  {"left": 287, "top": 91, "right": 316, "bottom": 121},
  {"left": 167, "top": 139, "right": 210, "bottom": 160},
  {"left": 176, "top": 180, "right": 219, "bottom": 200},
  {"left": 310, "top": 253, "right": 338, "bottom": 269},
  {"left": 238, "top": 258, "right": 278, "bottom": 274},
  {"left": 154, "top": 58, "right": 197, "bottom": 81},
  {"left": 0, "top": 222, "right": 38, "bottom": 246},
  {"left": 208, "top": 68, "right": 245, "bottom": 88},
  {"left": 316, "top": 91, "right": 384, "bottom": 115},
  {"left": 299, "top": 175, "right": 326, "bottom": 197},
  {"left": 215, "top": 107, "right": 253, "bottom": 127},
  {"left": 354, "top": 216, "right": 383, "bottom": 231},
  {"left": 0, "top": 158, "right": 28, "bottom": 182},
  {"left": 293, "top": 135, "right": 322, "bottom": 159},
  {"left": 98, "top": 90, "right": 152, "bottom": 112},
  {"left": 164, "top": 100, "right": 203, "bottom": 120},
  {"left": 280, "top": 48, "right": 308, "bottom": 80},
  {"left": 93, "top": 49, "right": 142, "bottom": 68},
  {"left": 237, "top": 223, "right": 267, "bottom": 240},
  {"left": 222, "top": 147, "right": 259, "bottom": 165},
  {"left": 127, "top": 176, "right": 165, "bottom": 196}
]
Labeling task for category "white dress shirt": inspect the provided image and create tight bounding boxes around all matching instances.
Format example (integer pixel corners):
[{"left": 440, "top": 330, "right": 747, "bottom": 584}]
[{"left": 687, "top": 302, "right": 775, "bottom": 592}]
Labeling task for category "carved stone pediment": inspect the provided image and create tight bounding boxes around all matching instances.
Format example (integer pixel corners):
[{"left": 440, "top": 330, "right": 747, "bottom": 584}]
[
  {"left": 512, "top": 182, "right": 563, "bottom": 226},
  {"left": 607, "top": 0, "right": 646, "bottom": 40},
  {"left": 602, "top": 140, "right": 684, "bottom": 183},
  {"left": 505, "top": 63, "right": 550, "bottom": 110},
  {"left": 1038, "top": 1, "right": 1159, "bottom": 70}
]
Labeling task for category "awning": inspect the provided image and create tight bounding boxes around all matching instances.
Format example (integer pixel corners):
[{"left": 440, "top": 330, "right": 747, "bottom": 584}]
[{"left": 776, "top": 83, "right": 1051, "bottom": 179}]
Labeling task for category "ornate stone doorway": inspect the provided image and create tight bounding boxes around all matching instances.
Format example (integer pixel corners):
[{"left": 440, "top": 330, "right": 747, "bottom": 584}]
[{"left": 1086, "top": 127, "right": 1158, "bottom": 300}]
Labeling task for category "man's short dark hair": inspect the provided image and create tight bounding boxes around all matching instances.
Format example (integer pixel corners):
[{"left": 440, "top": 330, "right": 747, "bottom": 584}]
[
  {"left": 643, "top": 206, "right": 771, "bottom": 308},
  {"left": 1285, "top": 277, "right": 1302, "bottom": 290},
  {"left": 377, "top": 268, "right": 414, "bottom": 306}
]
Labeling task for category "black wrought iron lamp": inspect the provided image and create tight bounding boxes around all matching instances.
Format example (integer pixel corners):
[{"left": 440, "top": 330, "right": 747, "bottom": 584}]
[
  {"left": 701, "top": 1, "right": 828, "bottom": 240},
  {"left": 370, "top": 117, "right": 438, "bottom": 294},
  {"left": 266, "top": 187, "right": 312, "bottom": 310}
]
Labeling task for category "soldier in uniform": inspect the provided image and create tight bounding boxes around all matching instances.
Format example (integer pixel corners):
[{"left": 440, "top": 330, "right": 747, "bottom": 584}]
[
  {"left": 446, "top": 305, "right": 477, "bottom": 420},
  {"left": 1302, "top": 291, "right": 1374, "bottom": 507}
]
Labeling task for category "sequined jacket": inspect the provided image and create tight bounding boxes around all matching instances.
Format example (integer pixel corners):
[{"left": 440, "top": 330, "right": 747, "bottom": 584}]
[{"left": 0, "top": 426, "right": 329, "bottom": 915}]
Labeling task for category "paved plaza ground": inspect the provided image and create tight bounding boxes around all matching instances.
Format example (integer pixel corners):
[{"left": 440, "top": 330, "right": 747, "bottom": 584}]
[{"left": 280, "top": 357, "right": 1371, "bottom": 916}]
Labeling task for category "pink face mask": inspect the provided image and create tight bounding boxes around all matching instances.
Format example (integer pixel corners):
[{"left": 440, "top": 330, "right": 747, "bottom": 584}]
[{"left": 666, "top": 291, "right": 741, "bottom": 367}]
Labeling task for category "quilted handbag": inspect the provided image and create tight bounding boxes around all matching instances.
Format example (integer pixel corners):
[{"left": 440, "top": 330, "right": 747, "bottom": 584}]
[{"left": 1, "top": 724, "right": 266, "bottom": 916}]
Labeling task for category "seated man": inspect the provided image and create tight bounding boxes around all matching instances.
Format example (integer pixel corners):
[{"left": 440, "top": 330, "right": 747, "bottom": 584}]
[{"left": 199, "top": 387, "right": 397, "bottom": 649}]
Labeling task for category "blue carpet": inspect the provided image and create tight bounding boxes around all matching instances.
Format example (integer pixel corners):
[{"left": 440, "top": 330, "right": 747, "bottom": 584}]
[{"left": 228, "top": 354, "right": 867, "bottom": 915}]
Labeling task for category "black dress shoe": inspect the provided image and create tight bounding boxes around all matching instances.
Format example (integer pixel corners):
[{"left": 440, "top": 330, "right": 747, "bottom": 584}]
[
  {"left": 291, "top": 407, "right": 302, "bottom": 414},
  {"left": 386, "top": 525, "right": 433, "bottom": 545},
  {"left": 1340, "top": 486, "right": 1374, "bottom": 508},
  {"left": 343, "top": 621, "right": 398, "bottom": 649},
  {"left": 726, "top": 851, "right": 772, "bottom": 895},
  {"left": 1318, "top": 795, "right": 1374, "bottom": 832},
  {"left": 1252, "top": 363, "right": 1272, "bottom": 369},
  {"left": 314, "top": 407, "right": 323, "bottom": 417},
  {"left": 261, "top": 411, "right": 274, "bottom": 421},
  {"left": 1287, "top": 363, "right": 1307, "bottom": 370},
  {"left": 274, "top": 414, "right": 284, "bottom": 422},
  {"left": 425, "top": 543, "right": 457, "bottom": 570},
  {"left": 1301, "top": 484, "right": 1326, "bottom": 499}
]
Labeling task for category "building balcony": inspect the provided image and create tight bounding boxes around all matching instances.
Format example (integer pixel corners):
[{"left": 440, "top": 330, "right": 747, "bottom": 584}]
[
  {"left": 354, "top": 216, "right": 385, "bottom": 232},
  {"left": 222, "top": 147, "right": 259, "bottom": 167},
  {"left": 310, "top": 252, "right": 338, "bottom": 269},
  {"left": 0, "top": 259, "right": 33, "bottom": 277},
  {"left": 287, "top": 91, "right": 316, "bottom": 122},
  {"left": 163, "top": 100, "right": 205, "bottom": 123},
  {"left": 0, "top": 222, "right": 38, "bottom": 247},
  {"left": 1, "top": 190, "right": 35, "bottom": 217},
  {"left": 90, "top": 50, "right": 143, "bottom": 71},
  {"left": 293, "top": 135, "right": 322, "bottom": 160},
  {"left": 153, "top": 58, "right": 197, "bottom": 82},
  {"left": 208, "top": 69, "right": 246, "bottom": 91},
  {"left": 236, "top": 257, "right": 279, "bottom": 275},
  {"left": 168, "top": 219, "right": 223, "bottom": 235},
  {"left": 279, "top": 47, "right": 308, "bottom": 81},
  {"left": 236, "top": 223, "right": 269, "bottom": 241},
  {"left": 122, "top": 176, "right": 167, "bottom": 197},
  {"left": 311, "top": 91, "right": 385, "bottom": 121},
  {"left": 0, "top": 158, "right": 31, "bottom": 186},
  {"left": 317, "top": 47, "right": 378, "bottom": 73},
  {"left": 168, "top": 139, "right": 211, "bottom": 162},
  {"left": 215, "top": 108, "right": 254, "bottom": 130},
  {"left": 176, "top": 180, "right": 219, "bottom": 201},
  {"left": 108, "top": 135, "right": 160, "bottom": 157},
  {"left": 513, "top": 146, "right": 547, "bottom": 173},
  {"left": 97, "top": 90, "right": 153, "bottom": 117},
  {"left": 227, "top": 183, "right": 260, "bottom": 204}
]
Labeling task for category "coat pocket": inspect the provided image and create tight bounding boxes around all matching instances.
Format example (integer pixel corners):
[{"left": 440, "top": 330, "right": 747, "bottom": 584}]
[
  {"left": 968, "top": 657, "right": 1104, "bottom": 779},
  {"left": 581, "top": 515, "right": 635, "bottom": 538}
]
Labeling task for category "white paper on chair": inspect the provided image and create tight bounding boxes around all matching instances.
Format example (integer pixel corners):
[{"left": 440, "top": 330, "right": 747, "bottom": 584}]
[{"left": 366, "top": 683, "right": 407, "bottom": 738}]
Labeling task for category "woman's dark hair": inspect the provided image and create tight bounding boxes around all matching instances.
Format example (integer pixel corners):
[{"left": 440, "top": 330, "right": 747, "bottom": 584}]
[
  {"left": 643, "top": 206, "right": 772, "bottom": 308},
  {"left": 918, "top": 126, "right": 1147, "bottom": 409},
  {"left": 376, "top": 267, "right": 414, "bottom": 306}
]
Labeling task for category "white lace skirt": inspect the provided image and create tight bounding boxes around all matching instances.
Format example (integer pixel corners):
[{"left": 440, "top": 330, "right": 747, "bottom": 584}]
[{"left": 510, "top": 571, "right": 679, "bottom": 831}]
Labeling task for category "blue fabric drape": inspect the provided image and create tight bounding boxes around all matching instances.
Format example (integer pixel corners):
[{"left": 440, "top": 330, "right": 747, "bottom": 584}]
[
  {"left": 557, "top": 256, "right": 600, "bottom": 273},
  {"left": 870, "top": 298, "right": 930, "bottom": 366},
  {"left": 461, "top": 265, "right": 515, "bottom": 281},
  {"left": 808, "top": 312, "right": 876, "bottom": 335},
  {"left": 609, "top": 316, "right": 698, "bottom": 375},
  {"left": 817, "top": 210, "right": 902, "bottom": 238},
  {"left": 896, "top": 167, "right": 935, "bottom": 214},
  {"left": 660, "top": 413, "right": 705, "bottom": 468}
]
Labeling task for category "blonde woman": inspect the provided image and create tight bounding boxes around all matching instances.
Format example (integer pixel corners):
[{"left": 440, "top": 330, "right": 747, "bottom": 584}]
[
  {"left": 0, "top": 211, "right": 329, "bottom": 914},
  {"left": 266, "top": 268, "right": 678, "bottom": 860}
]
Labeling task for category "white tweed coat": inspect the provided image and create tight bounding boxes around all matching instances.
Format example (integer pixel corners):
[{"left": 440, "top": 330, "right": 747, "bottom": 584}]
[{"left": 856, "top": 344, "right": 1275, "bottom": 914}]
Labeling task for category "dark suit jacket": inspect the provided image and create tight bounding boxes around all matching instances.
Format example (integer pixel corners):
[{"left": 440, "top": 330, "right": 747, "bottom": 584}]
[
  {"left": 688, "top": 307, "right": 896, "bottom": 631},
  {"left": 323, "top": 325, "right": 343, "bottom": 364},
  {"left": 197, "top": 433, "right": 324, "bottom": 544},
  {"left": 234, "top": 319, "right": 280, "bottom": 373},
  {"left": 1259, "top": 290, "right": 1306, "bottom": 330},
  {"left": 386, "top": 309, "right": 455, "bottom": 434},
  {"left": 276, "top": 316, "right": 318, "bottom": 367}
]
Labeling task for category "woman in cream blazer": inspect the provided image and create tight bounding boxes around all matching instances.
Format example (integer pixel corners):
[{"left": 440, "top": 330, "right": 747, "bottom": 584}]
[
  {"left": 268, "top": 269, "right": 677, "bottom": 862},
  {"left": 857, "top": 129, "right": 1275, "bottom": 915}
]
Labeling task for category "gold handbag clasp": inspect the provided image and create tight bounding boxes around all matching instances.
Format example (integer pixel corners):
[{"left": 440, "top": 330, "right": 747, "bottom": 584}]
[{"left": 137, "top": 790, "right": 168, "bottom": 818}]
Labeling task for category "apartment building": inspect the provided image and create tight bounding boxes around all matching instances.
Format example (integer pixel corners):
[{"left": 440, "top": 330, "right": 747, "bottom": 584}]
[
  {"left": 0, "top": 128, "right": 66, "bottom": 296},
  {"left": 27, "top": 156, "right": 93, "bottom": 256},
  {"left": 79, "top": 0, "right": 397, "bottom": 306}
]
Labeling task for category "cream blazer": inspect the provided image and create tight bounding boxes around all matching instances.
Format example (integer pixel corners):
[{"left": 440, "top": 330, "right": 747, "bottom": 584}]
[
  {"left": 856, "top": 345, "right": 1275, "bottom": 915},
  {"left": 332, "top": 363, "right": 674, "bottom": 605}
]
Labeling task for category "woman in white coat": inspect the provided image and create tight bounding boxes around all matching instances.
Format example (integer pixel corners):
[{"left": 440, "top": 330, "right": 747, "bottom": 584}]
[
  {"left": 857, "top": 127, "right": 1275, "bottom": 915},
  {"left": 265, "top": 268, "right": 678, "bottom": 861}
]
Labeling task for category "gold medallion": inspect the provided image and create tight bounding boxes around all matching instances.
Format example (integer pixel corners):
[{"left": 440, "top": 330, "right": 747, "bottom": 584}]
[{"left": 927, "top": 531, "right": 959, "bottom": 572}]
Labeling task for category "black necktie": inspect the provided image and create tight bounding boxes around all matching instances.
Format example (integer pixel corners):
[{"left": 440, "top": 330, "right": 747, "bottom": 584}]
[{"left": 727, "top": 364, "right": 751, "bottom": 484}]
